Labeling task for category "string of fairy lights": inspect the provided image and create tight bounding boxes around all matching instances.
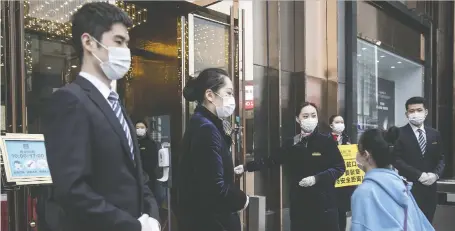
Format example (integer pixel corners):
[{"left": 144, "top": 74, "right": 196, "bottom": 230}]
[
  {"left": 22, "top": 0, "right": 146, "bottom": 82},
  {"left": 24, "top": 0, "right": 147, "bottom": 40}
]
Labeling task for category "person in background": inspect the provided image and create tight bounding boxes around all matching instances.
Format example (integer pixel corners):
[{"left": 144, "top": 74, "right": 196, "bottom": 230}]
[
  {"left": 136, "top": 121, "right": 159, "bottom": 193},
  {"left": 43, "top": 2, "right": 159, "bottom": 230},
  {"left": 177, "top": 68, "right": 248, "bottom": 231},
  {"left": 351, "top": 127, "right": 434, "bottom": 231},
  {"left": 328, "top": 115, "right": 353, "bottom": 231},
  {"left": 235, "top": 102, "right": 345, "bottom": 231},
  {"left": 393, "top": 96, "right": 445, "bottom": 222}
]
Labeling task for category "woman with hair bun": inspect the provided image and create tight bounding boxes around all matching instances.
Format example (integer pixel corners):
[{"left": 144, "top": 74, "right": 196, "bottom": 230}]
[
  {"left": 234, "top": 102, "right": 346, "bottom": 231},
  {"left": 351, "top": 127, "right": 434, "bottom": 231},
  {"left": 177, "top": 68, "right": 248, "bottom": 231}
]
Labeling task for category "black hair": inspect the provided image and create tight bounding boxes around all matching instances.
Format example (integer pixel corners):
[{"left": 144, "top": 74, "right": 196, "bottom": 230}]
[
  {"left": 405, "top": 96, "right": 426, "bottom": 111},
  {"left": 295, "top": 101, "right": 318, "bottom": 117},
  {"left": 71, "top": 2, "right": 132, "bottom": 61},
  {"left": 358, "top": 126, "right": 400, "bottom": 168},
  {"left": 183, "top": 68, "right": 229, "bottom": 103},
  {"left": 135, "top": 120, "right": 148, "bottom": 128},
  {"left": 329, "top": 114, "right": 343, "bottom": 124}
]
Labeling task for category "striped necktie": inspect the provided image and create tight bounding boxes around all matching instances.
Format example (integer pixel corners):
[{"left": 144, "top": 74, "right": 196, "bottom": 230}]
[
  {"left": 417, "top": 129, "right": 426, "bottom": 155},
  {"left": 108, "top": 91, "right": 135, "bottom": 160}
]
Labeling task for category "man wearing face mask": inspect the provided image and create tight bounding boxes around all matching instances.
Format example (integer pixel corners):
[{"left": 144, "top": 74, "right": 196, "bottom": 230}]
[
  {"left": 43, "top": 3, "right": 160, "bottom": 231},
  {"left": 393, "top": 96, "right": 445, "bottom": 222}
]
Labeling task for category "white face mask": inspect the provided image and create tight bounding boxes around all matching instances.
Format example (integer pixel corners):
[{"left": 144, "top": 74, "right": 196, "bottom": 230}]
[
  {"left": 332, "top": 123, "right": 345, "bottom": 134},
  {"left": 408, "top": 112, "right": 426, "bottom": 126},
  {"left": 356, "top": 154, "right": 367, "bottom": 172},
  {"left": 214, "top": 93, "right": 236, "bottom": 118},
  {"left": 91, "top": 37, "right": 131, "bottom": 80},
  {"left": 136, "top": 128, "right": 146, "bottom": 137},
  {"left": 300, "top": 118, "right": 318, "bottom": 133}
]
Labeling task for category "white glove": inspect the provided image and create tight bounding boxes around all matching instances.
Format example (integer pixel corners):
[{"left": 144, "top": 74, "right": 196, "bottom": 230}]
[
  {"left": 422, "top": 173, "right": 438, "bottom": 186},
  {"left": 418, "top": 172, "right": 429, "bottom": 184},
  {"left": 234, "top": 165, "right": 245, "bottom": 175},
  {"left": 138, "top": 214, "right": 161, "bottom": 231},
  {"left": 299, "top": 176, "right": 316, "bottom": 187}
]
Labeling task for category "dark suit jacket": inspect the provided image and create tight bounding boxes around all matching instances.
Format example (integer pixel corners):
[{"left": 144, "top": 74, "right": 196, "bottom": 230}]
[
  {"left": 394, "top": 124, "right": 445, "bottom": 183},
  {"left": 43, "top": 76, "right": 159, "bottom": 231},
  {"left": 177, "top": 106, "right": 247, "bottom": 231}
]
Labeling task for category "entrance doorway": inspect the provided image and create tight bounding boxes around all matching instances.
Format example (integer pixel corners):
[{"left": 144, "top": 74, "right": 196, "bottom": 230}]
[{"left": 119, "top": 1, "right": 246, "bottom": 231}]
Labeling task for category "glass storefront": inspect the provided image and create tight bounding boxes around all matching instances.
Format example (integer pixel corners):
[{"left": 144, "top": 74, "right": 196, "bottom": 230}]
[{"left": 354, "top": 39, "right": 424, "bottom": 142}]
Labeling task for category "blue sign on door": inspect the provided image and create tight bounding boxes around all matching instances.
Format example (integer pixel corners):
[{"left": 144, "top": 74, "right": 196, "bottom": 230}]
[{"left": 4, "top": 140, "right": 50, "bottom": 178}]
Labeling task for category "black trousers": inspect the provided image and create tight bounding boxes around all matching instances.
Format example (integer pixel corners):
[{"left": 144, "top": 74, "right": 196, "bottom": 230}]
[{"left": 411, "top": 183, "right": 437, "bottom": 222}]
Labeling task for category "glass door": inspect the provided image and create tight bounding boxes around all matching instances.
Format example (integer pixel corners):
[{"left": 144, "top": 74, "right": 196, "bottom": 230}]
[{"left": 179, "top": 2, "right": 247, "bottom": 229}]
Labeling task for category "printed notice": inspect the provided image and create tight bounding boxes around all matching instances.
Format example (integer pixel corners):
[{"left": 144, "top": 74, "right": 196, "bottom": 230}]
[
  {"left": 4, "top": 140, "right": 50, "bottom": 179},
  {"left": 335, "top": 144, "right": 365, "bottom": 188}
]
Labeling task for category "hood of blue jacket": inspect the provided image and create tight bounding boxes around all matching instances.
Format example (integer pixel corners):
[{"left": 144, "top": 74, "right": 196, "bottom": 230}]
[{"left": 363, "top": 168, "right": 411, "bottom": 209}]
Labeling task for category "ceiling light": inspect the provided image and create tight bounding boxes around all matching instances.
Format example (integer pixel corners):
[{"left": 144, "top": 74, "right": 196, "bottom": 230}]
[
  {"left": 380, "top": 55, "right": 385, "bottom": 58},
  {"left": 397, "top": 61, "right": 402, "bottom": 64},
  {"left": 362, "top": 47, "right": 366, "bottom": 51},
  {"left": 391, "top": 66, "right": 395, "bottom": 69},
  {"left": 47, "top": 66, "right": 51, "bottom": 70},
  {"left": 377, "top": 61, "right": 379, "bottom": 63},
  {"left": 71, "top": 65, "right": 77, "bottom": 68},
  {"left": 357, "top": 54, "right": 362, "bottom": 57}
]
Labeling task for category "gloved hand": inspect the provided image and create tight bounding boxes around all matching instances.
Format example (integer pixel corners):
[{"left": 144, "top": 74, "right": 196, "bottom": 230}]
[
  {"left": 418, "top": 172, "right": 429, "bottom": 183},
  {"left": 299, "top": 176, "right": 316, "bottom": 187},
  {"left": 234, "top": 165, "right": 245, "bottom": 175},
  {"left": 422, "top": 173, "right": 438, "bottom": 186},
  {"left": 138, "top": 214, "right": 161, "bottom": 231}
]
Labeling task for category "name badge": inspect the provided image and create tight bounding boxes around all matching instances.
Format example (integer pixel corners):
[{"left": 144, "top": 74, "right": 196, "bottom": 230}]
[{"left": 312, "top": 152, "right": 322, "bottom": 156}]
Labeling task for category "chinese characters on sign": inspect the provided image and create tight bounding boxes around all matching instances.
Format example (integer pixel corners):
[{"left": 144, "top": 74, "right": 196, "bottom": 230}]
[
  {"left": 0, "top": 134, "right": 52, "bottom": 185},
  {"left": 5, "top": 140, "right": 50, "bottom": 178},
  {"left": 335, "top": 144, "right": 365, "bottom": 188}
]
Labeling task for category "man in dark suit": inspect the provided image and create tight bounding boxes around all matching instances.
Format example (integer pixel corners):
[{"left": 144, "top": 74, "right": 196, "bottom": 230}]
[
  {"left": 394, "top": 96, "right": 445, "bottom": 222},
  {"left": 43, "top": 2, "right": 159, "bottom": 231}
]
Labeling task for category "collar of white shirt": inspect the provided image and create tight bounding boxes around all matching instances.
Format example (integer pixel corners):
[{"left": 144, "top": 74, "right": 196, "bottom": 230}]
[
  {"left": 79, "top": 72, "right": 111, "bottom": 100},
  {"left": 410, "top": 123, "right": 426, "bottom": 134}
]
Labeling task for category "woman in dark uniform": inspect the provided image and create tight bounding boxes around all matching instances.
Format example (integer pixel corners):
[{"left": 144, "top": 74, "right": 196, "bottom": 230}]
[
  {"left": 177, "top": 68, "right": 248, "bottom": 231},
  {"left": 235, "top": 102, "right": 345, "bottom": 231},
  {"left": 329, "top": 114, "right": 354, "bottom": 231},
  {"left": 135, "top": 121, "right": 160, "bottom": 192}
]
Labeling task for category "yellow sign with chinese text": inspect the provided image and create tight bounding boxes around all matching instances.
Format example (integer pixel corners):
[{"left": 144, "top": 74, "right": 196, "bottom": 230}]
[{"left": 335, "top": 144, "right": 365, "bottom": 188}]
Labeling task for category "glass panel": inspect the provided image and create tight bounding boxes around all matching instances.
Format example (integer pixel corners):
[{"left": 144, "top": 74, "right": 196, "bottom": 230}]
[
  {"left": 357, "top": 1, "right": 422, "bottom": 62},
  {"left": 188, "top": 15, "right": 230, "bottom": 115},
  {"left": 1, "top": 0, "right": 7, "bottom": 132},
  {"left": 353, "top": 38, "right": 424, "bottom": 142}
]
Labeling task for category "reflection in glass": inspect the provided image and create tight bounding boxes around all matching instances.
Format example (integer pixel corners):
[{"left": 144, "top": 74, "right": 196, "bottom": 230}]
[
  {"left": 354, "top": 39, "right": 423, "bottom": 142},
  {"left": 187, "top": 15, "right": 230, "bottom": 116}
]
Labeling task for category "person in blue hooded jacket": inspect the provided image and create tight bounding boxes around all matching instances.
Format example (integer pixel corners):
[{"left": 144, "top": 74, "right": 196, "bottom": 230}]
[{"left": 351, "top": 127, "right": 434, "bottom": 231}]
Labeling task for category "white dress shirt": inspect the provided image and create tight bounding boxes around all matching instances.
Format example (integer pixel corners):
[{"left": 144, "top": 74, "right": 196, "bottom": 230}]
[{"left": 79, "top": 72, "right": 113, "bottom": 106}]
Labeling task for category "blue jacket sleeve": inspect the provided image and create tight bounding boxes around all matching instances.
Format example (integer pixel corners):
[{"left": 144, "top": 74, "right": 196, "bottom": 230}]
[
  {"left": 314, "top": 137, "right": 346, "bottom": 186},
  {"left": 193, "top": 124, "right": 247, "bottom": 212}
]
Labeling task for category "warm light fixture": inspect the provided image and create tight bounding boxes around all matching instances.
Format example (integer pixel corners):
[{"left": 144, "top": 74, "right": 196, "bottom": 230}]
[{"left": 71, "top": 65, "right": 77, "bottom": 68}]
